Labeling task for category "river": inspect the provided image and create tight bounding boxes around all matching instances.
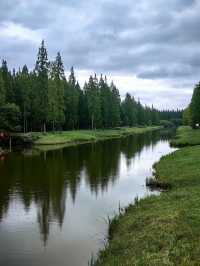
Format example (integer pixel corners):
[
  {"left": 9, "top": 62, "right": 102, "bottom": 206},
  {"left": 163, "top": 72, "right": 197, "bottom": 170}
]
[{"left": 0, "top": 130, "right": 176, "bottom": 266}]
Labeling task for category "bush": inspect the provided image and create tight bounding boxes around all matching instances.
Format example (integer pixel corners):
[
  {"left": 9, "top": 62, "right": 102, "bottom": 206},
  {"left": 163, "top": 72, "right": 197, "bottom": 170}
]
[{"left": 0, "top": 103, "right": 21, "bottom": 131}]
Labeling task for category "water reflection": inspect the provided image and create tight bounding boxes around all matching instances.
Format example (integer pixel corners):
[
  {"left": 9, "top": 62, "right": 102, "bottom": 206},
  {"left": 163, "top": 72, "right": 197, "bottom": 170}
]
[{"left": 0, "top": 130, "right": 170, "bottom": 245}]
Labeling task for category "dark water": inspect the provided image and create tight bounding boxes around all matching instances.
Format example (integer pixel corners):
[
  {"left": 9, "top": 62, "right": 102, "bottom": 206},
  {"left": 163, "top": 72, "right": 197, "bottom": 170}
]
[{"left": 0, "top": 131, "right": 175, "bottom": 266}]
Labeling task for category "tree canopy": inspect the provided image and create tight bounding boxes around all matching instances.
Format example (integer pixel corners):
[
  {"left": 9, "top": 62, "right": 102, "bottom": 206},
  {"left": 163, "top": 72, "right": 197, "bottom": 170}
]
[{"left": 0, "top": 41, "right": 182, "bottom": 132}]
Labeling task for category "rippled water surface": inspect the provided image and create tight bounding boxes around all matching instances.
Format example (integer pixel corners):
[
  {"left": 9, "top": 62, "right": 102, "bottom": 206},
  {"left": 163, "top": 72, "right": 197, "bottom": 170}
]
[{"left": 0, "top": 131, "right": 175, "bottom": 266}]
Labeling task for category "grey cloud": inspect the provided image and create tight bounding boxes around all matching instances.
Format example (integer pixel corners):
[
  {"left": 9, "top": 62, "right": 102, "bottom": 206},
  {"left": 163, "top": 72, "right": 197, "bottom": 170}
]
[{"left": 0, "top": 0, "right": 199, "bottom": 109}]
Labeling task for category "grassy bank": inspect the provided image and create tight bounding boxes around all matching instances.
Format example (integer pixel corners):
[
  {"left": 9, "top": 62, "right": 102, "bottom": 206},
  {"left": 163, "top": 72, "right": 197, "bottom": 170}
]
[
  {"left": 170, "top": 126, "right": 200, "bottom": 147},
  {"left": 95, "top": 128, "right": 200, "bottom": 265},
  {"left": 16, "top": 126, "right": 161, "bottom": 146}
]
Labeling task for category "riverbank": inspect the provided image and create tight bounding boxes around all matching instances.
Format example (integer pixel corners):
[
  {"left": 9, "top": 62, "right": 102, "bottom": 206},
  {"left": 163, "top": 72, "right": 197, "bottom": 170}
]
[
  {"left": 95, "top": 127, "right": 200, "bottom": 265},
  {"left": 14, "top": 126, "right": 161, "bottom": 147}
]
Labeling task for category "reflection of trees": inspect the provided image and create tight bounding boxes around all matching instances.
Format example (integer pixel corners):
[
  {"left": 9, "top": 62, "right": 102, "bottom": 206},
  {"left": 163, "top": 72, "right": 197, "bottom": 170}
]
[
  {"left": 0, "top": 130, "right": 170, "bottom": 243},
  {"left": 83, "top": 140, "right": 121, "bottom": 195}
]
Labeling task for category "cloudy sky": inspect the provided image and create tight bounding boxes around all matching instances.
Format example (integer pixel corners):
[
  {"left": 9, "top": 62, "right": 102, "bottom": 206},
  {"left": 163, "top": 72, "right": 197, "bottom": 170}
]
[{"left": 0, "top": 0, "right": 199, "bottom": 109}]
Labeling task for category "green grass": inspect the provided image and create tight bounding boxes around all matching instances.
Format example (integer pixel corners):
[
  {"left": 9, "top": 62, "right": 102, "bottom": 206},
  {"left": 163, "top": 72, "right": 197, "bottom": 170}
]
[
  {"left": 95, "top": 132, "right": 200, "bottom": 265},
  {"left": 18, "top": 126, "right": 161, "bottom": 146},
  {"left": 171, "top": 126, "right": 200, "bottom": 147}
]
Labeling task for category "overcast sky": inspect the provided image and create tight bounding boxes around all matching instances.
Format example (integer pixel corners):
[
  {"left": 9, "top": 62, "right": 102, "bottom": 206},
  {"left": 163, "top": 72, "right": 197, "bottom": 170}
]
[{"left": 0, "top": 0, "right": 199, "bottom": 109}]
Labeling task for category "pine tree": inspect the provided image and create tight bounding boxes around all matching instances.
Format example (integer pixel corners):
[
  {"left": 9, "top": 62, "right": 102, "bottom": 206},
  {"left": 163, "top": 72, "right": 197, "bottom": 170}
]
[
  {"left": 69, "top": 66, "right": 76, "bottom": 87},
  {"left": 1, "top": 60, "right": 14, "bottom": 103},
  {"left": 183, "top": 106, "right": 191, "bottom": 125},
  {"left": 35, "top": 40, "right": 49, "bottom": 132},
  {"left": 137, "top": 100, "right": 145, "bottom": 125},
  {"left": 64, "top": 67, "right": 80, "bottom": 129},
  {"left": 85, "top": 75, "right": 101, "bottom": 129},
  {"left": 14, "top": 65, "right": 31, "bottom": 132},
  {"left": 110, "top": 81, "right": 121, "bottom": 127},
  {"left": 190, "top": 82, "right": 200, "bottom": 128},
  {"left": 99, "top": 75, "right": 111, "bottom": 128},
  {"left": 48, "top": 72, "right": 57, "bottom": 131},
  {"left": 121, "top": 93, "right": 137, "bottom": 126},
  {"left": 48, "top": 53, "right": 65, "bottom": 130},
  {"left": 78, "top": 87, "right": 89, "bottom": 128},
  {"left": 0, "top": 69, "right": 5, "bottom": 106}
]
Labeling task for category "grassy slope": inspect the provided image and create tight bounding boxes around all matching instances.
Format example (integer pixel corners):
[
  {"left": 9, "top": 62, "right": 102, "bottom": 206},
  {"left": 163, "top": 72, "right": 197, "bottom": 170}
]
[
  {"left": 170, "top": 126, "right": 200, "bottom": 147},
  {"left": 95, "top": 128, "right": 200, "bottom": 266},
  {"left": 25, "top": 126, "right": 160, "bottom": 145}
]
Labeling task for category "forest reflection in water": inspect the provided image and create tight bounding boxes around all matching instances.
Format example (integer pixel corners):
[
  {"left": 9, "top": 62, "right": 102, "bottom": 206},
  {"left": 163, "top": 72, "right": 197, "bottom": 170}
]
[{"left": 0, "top": 130, "right": 172, "bottom": 246}]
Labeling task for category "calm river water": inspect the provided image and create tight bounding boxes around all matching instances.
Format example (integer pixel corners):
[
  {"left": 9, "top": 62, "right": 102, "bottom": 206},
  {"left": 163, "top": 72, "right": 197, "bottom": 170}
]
[{"left": 0, "top": 131, "right": 175, "bottom": 266}]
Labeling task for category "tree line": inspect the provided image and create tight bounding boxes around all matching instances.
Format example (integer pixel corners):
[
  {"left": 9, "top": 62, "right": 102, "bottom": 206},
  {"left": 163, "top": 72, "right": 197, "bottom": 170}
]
[
  {"left": 183, "top": 82, "right": 200, "bottom": 128},
  {"left": 0, "top": 41, "right": 182, "bottom": 132}
]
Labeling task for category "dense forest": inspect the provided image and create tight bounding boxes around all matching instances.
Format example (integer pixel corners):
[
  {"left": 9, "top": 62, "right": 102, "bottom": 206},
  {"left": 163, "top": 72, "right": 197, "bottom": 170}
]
[
  {"left": 0, "top": 41, "right": 182, "bottom": 132},
  {"left": 183, "top": 83, "right": 200, "bottom": 128}
]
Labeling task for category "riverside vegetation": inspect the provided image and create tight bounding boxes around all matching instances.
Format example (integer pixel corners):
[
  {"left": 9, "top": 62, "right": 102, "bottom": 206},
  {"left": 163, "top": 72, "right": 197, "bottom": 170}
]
[
  {"left": 95, "top": 126, "right": 200, "bottom": 266},
  {"left": 18, "top": 126, "right": 161, "bottom": 146}
]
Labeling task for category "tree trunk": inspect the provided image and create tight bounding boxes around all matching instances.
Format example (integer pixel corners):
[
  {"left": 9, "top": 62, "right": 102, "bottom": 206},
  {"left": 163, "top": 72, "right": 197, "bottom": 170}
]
[
  {"left": 91, "top": 115, "right": 94, "bottom": 130},
  {"left": 23, "top": 104, "right": 26, "bottom": 133},
  {"left": 52, "top": 121, "right": 55, "bottom": 132},
  {"left": 43, "top": 122, "right": 46, "bottom": 133}
]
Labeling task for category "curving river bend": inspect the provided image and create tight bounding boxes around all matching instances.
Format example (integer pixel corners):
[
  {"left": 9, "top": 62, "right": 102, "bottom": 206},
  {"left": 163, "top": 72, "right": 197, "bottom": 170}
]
[{"left": 0, "top": 130, "right": 176, "bottom": 266}]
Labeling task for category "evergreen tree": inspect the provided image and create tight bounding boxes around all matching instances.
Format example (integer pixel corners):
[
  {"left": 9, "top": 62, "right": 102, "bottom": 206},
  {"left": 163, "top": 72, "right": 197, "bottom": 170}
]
[
  {"left": 190, "top": 83, "right": 200, "bottom": 128},
  {"left": 110, "top": 81, "right": 121, "bottom": 127},
  {"left": 99, "top": 75, "right": 111, "bottom": 127},
  {"left": 14, "top": 65, "right": 31, "bottom": 132},
  {"left": 137, "top": 100, "right": 145, "bottom": 125},
  {"left": 64, "top": 67, "right": 80, "bottom": 129},
  {"left": 48, "top": 53, "right": 65, "bottom": 130},
  {"left": 1, "top": 60, "right": 14, "bottom": 103},
  {"left": 78, "top": 86, "right": 89, "bottom": 128},
  {"left": 151, "top": 105, "right": 159, "bottom": 125},
  {"left": 0, "top": 69, "right": 5, "bottom": 106},
  {"left": 35, "top": 40, "right": 49, "bottom": 132},
  {"left": 85, "top": 75, "right": 101, "bottom": 129},
  {"left": 121, "top": 93, "right": 137, "bottom": 126},
  {"left": 183, "top": 106, "right": 191, "bottom": 125}
]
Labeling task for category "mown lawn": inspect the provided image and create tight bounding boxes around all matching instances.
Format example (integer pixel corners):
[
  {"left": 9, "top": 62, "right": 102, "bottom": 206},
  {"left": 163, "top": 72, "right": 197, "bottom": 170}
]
[{"left": 95, "top": 130, "right": 200, "bottom": 265}]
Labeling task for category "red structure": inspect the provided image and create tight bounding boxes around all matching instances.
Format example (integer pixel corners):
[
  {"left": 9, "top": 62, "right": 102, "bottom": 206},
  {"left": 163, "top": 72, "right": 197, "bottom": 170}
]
[{"left": 0, "top": 131, "right": 10, "bottom": 141}]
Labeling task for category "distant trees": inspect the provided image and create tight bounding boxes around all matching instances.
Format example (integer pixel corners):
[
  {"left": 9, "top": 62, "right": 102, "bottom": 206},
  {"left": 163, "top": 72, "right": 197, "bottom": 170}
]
[
  {"left": 121, "top": 93, "right": 137, "bottom": 126},
  {"left": 190, "top": 83, "right": 200, "bottom": 128},
  {"left": 183, "top": 82, "right": 200, "bottom": 128},
  {"left": 0, "top": 69, "right": 5, "bottom": 106},
  {"left": 183, "top": 106, "right": 191, "bottom": 126},
  {"left": 0, "top": 41, "right": 182, "bottom": 132}
]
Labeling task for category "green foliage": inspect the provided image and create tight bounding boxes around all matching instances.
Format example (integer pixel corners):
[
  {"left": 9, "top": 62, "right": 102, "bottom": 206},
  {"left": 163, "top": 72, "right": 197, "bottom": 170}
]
[
  {"left": 191, "top": 83, "right": 200, "bottom": 127},
  {"left": 0, "top": 42, "right": 182, "bottom": 133},
  {"left": 121, "top": 93, "right": 137, "bottom": 126},
  {"left": 0, "top": 103, "right": 21, "bottom": 131},
  {"left": 30, "top": 126, "right": 161, "bottom": 145},
  {"left": 110, "top": 82, "right": 121, "bottom": 127},
  {"left": 0, "top": 69, "right": 5, "bottom": 106},
  {"left": 64, "top": 68, "right": 80, "bottom": 129},
  {"left": 159, "top": 119, "right": 174, "bottom": 128},
  {"left": 1, "top": 60, "right": 14, "bottom": 103},
  {"left": 35, "top": 40, "right": 49, "bottom": 131},
  {"left": 48, "top": 52, "right": 65, "bottom": 129},
  {"left": 85, "top": 75, "right": 102, "bottom": 129},
  {"left": 183, "top": 106, "right": 191, "bottom": 125},
  {"left": 171, "top": 126, "right": 200, "bottom": 147}
]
